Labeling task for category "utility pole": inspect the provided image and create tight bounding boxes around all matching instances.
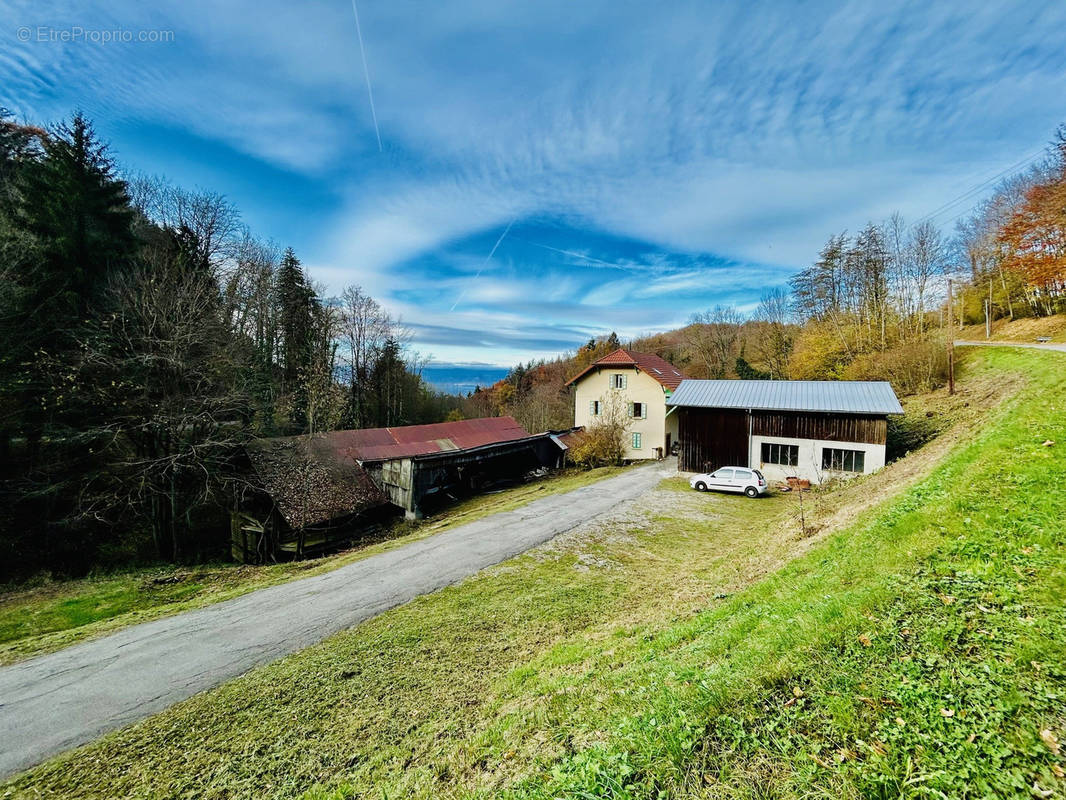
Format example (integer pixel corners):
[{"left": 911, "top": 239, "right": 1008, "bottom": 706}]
[
  {"left": 947, "top": 278, "right": 955, "bottom": 395},
  {"left": 987, "top": 279, "right": 993, "bottom": 339}
]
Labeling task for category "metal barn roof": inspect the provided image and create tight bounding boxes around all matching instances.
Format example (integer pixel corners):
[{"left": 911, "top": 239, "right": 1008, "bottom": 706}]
[
  {"left": 666, "top": 380, "right": 903, "bottom": 415},
  {"left": 325, "top": 416, "right": 533, "bottom": 463}
]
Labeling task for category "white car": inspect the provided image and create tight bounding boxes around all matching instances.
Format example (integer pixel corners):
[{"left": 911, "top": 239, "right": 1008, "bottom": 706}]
[{"left": 690, "top": 466, "right": 767, "bottom": 497}]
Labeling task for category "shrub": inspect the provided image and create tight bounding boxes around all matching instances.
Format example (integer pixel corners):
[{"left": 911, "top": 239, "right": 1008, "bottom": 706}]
[{"left": 842, "top": 335, "right": 948, "bottom": 395}]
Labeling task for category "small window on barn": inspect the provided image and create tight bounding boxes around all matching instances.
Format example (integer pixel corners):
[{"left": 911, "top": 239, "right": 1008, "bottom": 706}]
[
  {"left": 589, "top": 400, "right": 602, "bottom": 416},
  {"left": 821, "top": 447, "right": 865, "bottom": 473},
  {"left": 611, "top": 373, "right": 627, "bottom": 389},
  {"left": 632, "top": 432, "right": 642, "bottom": 449},
  {"left": 761, "top": 442, "right": 798, "bottom": 467},
  {"left": 629, "top": 401, "right": 646, "bottom": 418}
]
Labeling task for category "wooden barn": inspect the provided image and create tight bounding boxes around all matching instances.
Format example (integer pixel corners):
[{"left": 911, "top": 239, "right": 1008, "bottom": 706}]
[
  {"left": 236, "top": 417, "right": 566, "bottom": 561},
  {"left": 667, "top": 380, "right": 903, "bottom": 484}
]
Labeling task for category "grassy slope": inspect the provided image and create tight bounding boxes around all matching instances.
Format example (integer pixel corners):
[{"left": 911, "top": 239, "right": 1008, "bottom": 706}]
[
  {"left": 959, "top": 312, "right": 1066, "bottom": 343},
  {"left": 3, "top": 347, "right": 1063, "bottom": 799},
  {"left": 0, "top": 465, "right": 628, "bottom": 665}
]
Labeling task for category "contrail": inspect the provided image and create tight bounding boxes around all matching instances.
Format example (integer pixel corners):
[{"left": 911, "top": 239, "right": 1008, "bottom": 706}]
[
  {"left": 521, "top": 239, "right": 663, "bottom": 274},
  {"left": 350, "top": 0, "right": 382, "bottom": 152},
  {"left": 450, "top": 219, "right": 516, "bottom": 312}
]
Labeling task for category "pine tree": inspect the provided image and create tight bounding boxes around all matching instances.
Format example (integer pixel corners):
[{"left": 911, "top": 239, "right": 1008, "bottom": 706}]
[
  {"left": 274, "top": 248, "right": 317, "bottom": 426},
  {"left": 15, "top": 112, "right": 135, "bottom": 321}
]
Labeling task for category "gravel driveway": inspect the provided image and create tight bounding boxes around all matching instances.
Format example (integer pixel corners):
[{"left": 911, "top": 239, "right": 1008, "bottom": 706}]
[{"left": 0, "top": 462, "right": 667, "bottom": 778}]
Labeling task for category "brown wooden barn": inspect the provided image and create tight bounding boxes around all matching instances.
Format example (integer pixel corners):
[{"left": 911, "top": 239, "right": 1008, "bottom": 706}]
[
  {"left": 666, "top": 380, "right": 903, "bottom": 484},
  {"left": 236, "top": 417, "right": 567, "bottom": 561}
]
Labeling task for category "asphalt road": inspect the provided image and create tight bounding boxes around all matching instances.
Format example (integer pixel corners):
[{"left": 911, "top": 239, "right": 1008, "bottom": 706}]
[
  {"left": 956, "top": 339, "right": 1066, "bottom": 352},
  {"left": 0, "top": 462, "right": 667, "bottom": 778}
]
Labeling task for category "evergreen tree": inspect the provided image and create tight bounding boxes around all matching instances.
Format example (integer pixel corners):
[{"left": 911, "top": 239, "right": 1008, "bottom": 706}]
[
  {"left": 14, "top": 112, "right": 135, "bottom": 321},
  {"left": 274, "top": 248, "right": 317, "bottom": 426}
]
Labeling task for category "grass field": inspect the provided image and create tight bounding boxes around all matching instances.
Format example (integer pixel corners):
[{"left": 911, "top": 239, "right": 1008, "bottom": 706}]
[
  {"left": 5, "top": 345, "right": 1062, "bottom": 799},
  {"left": 0, "top": 464, "right": 629, "bottom": 665},
  {"left": 959, "top": 312, "right": 1066, "bottom": 343}
]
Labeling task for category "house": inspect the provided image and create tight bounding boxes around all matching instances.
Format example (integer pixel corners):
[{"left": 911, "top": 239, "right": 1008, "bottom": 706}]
[
  {"left": 566, "top": 348, "right": 689, "bottom": 460},
  {"left": 666, "top": 379, "right": 903, "bottom": 483},
  {"left": 238, "top": 416, "right": 567, "bottom": 561}
]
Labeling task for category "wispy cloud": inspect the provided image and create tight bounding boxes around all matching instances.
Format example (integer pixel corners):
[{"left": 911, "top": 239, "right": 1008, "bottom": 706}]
[{"left": 4, "top": 0, "right": 1065, "bottom": 364}]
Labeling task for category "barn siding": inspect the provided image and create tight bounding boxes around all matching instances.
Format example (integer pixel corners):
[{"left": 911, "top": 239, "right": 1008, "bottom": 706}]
[
  {"left": 677, "top": 408, "right": 749, "bottom": 473},
  {"left": 751, "top": 411, "right": 886, "bottom": 445}
]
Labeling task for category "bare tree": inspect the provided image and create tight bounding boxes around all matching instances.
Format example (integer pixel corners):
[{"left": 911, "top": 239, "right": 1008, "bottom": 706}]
[
  {"left": 685, "top": 305, "right": 744, "bottom": 378},
  {"left": 753, "top": 288, "right": 794, "bottom": 378}
]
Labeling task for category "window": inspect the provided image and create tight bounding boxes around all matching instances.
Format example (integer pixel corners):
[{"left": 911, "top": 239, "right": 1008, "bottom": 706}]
[
  {"left": 629, "top": 401, "right": 646, "bottom": 419},
  {"left": 712, "top": 468, "right": 734, "bottom": 479},
  {"left": 632, "top": 432, "right": 642, "bottom": 449},
  {"left": 610, "top": 373, "right": 627, "bottom": 389},
  {"left": 734, "top": 469, "right": 753, "bottom": 480},
  {"left": 821, "top": 447, "right": 865, "bottom": 473},
  {"left": 761, "top": 442, "right": 798, "bottom": 466},
  {"left": 589, "top": 400, "right": 601, "bottom": 416}
]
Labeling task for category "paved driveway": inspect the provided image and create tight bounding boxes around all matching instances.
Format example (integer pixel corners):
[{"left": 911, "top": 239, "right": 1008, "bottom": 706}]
[{"left": 0, "top": 462, "right": 667, "bottom": 778}]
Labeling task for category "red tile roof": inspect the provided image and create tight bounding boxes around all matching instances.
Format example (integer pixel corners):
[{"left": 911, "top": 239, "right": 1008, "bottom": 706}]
[{"left": 565, "top": 348, "right": 688, "bottom": 390}]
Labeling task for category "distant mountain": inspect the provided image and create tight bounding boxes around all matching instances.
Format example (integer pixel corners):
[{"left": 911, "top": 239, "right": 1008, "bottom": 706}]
[{"left": 420, "top": 363, "right": 510, "bottom": 396}]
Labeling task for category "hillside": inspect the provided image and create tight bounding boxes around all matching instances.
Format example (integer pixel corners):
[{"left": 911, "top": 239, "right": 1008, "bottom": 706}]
[{"left": 5, "top": 345, "right": 1063, "bottom": 799}]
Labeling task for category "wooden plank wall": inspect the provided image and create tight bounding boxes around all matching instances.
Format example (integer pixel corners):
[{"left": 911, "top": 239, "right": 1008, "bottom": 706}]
[
  {"left": 751, "top": 412, "right": 886, "bottom": 445},
  {"left": 677, "top": 408, "right": 749, "bottom": 472}
]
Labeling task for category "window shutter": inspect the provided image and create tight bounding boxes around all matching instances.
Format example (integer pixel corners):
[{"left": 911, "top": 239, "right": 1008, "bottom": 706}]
[
  {"left": 641, "top": 403, "right": 647, "bottom": 419},
  {"left": 628, "top": 402, "right": 634, "bottom": 417},
  {"left": 589, "top": 400, "right": 595, "bottom": 416},
  {"left": 621, "top": 375, "right": 627, "bottom": 389}
]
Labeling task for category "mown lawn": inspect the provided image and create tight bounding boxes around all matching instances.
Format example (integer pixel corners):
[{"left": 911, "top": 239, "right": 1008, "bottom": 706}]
[
  {"left": 0, "top": 464, "right": 629, "bottom": 665},
  {"left": 3, "top": 347, "right": 1063, "bottom": 799}
]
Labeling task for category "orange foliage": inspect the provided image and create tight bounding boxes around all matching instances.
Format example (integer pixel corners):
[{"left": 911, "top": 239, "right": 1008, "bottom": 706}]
[{"left": 998, "top": 171, "right": 1066, "bottom": 292}]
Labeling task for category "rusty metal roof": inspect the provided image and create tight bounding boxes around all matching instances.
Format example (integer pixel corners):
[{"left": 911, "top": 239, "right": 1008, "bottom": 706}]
[
  {"left": 334, "top": 416, "right": 533, "bottom": 462},
  {"left": 565, "top": 348, "right": 688, "bottom": 389},
  {"left": 667, "top": 380, "right": 903, "bottom": 415},
  {"left": 245, "top": 417, "right": 539, "bottom": 527}
]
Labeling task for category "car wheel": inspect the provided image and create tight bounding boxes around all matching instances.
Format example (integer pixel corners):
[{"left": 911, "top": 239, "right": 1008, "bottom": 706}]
[
  {"left": 744, "top": 486, "right": 758, "bottom": 498},
  {"left": 695, "top": 481, "right": 707, "bottom": 492}
]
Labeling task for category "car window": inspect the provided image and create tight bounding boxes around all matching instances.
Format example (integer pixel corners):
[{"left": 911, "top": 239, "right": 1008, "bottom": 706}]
[
  {"left": 734, "top": 469, "right": 753, "bottom": 480},
  {"left": 712, "top": 469, "right": 734, "bottom": 479}
]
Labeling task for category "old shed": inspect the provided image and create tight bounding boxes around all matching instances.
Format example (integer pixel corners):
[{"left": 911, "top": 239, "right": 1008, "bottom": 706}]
[{"left": 238, "top": 417, "right": 566, "bottom": 561}]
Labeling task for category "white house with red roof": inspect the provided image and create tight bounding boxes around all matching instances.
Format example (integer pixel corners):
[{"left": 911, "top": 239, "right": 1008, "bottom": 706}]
[{"left": 565, "top": 348, "right": 689, "bottom": 460}]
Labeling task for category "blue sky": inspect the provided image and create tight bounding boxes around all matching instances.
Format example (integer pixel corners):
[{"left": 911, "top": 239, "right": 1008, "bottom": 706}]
[{"left": 4, "top": 0, "right": 1066, "bottom": 367}]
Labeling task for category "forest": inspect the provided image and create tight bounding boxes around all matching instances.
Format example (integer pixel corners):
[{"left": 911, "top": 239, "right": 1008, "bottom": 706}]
[
  {"left": 0, "top": 110, "right": 458, "bottom": 577},
  {"left": 2, "top": 110, "right": 1063, "bottom": 578}
]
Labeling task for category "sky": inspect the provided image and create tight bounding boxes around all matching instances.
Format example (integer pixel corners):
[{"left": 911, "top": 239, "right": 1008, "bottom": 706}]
[{"left": 3, "top": 0, "right": 1066, "bottom": 367}]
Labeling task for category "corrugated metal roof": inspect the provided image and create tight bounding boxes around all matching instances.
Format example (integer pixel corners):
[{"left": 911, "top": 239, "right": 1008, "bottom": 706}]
[
  {"left": 333, "top": 416, "right": 533, "bottom": 462},
  {"left": 565, "top": 348, "right": 688, "bottom": 389},
  {"left": 666, "top": 380, "right": 903, "bottom": 415}
]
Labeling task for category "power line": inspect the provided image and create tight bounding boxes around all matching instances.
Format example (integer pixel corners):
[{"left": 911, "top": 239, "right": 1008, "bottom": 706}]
[{"left": 912, "top": 146, "right": 1047, "bottom": 227}]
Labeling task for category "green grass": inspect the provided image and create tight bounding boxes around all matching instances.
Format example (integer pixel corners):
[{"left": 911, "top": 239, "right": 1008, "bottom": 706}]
[
  {"left": 3, "top": 347, "right": 1063, "bottom": 799},
  {"left": 0, "top": 464, "right": 629, "bottom": 665}
]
